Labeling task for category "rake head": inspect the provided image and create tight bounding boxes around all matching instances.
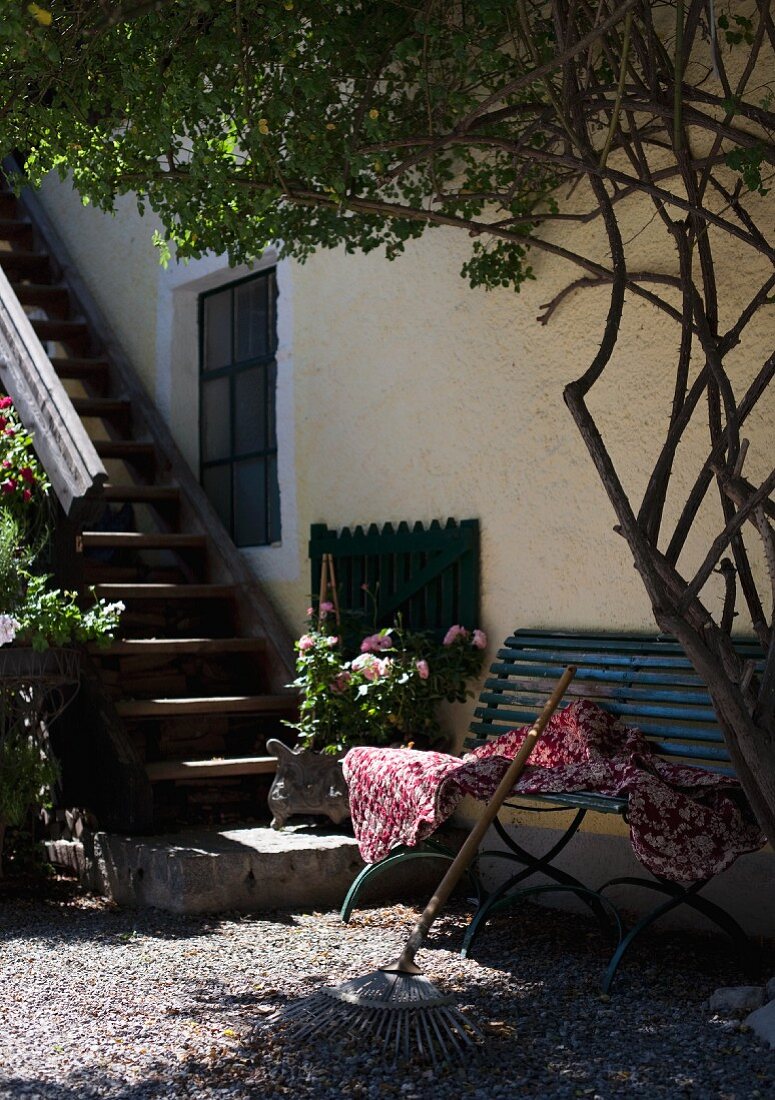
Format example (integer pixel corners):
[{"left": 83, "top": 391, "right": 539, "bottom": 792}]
[{"left": 274, "top": 968, "right": 483, "bottom": 1067}]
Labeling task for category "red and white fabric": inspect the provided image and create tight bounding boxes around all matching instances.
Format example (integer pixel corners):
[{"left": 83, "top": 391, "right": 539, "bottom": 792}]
[{"left": 342, "top": 700, "right": 765, "bottom": 883}]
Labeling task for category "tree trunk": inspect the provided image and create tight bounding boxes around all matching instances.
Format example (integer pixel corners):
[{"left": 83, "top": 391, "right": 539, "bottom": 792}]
[{"left": 660, "top": 616, "right": 775, "bottom": 851}]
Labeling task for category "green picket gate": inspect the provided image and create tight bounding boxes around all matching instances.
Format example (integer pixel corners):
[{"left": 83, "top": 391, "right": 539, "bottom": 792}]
[{"left": 309, "top": 518, "right": 479, "bottom": 635}]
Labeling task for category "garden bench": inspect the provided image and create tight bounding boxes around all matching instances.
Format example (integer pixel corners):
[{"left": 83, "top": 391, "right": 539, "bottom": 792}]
[{"left": 341, "top": 629, "right": 764, "bottom": 991}]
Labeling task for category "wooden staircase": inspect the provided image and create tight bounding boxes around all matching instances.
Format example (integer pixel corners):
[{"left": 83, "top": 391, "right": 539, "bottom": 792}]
[{"left": 0, "top": 181, "right": 298, "bottom": 833}]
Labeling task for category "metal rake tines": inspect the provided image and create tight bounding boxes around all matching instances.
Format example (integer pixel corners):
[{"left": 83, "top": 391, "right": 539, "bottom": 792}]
[{"left": 273, "top": 972, "right": 484, "bottom": 1065}]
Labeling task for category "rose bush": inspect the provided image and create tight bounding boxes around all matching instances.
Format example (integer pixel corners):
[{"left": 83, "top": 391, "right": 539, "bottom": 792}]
[{"left": 286, "top": 605, "right": 487, "bottom": 756}]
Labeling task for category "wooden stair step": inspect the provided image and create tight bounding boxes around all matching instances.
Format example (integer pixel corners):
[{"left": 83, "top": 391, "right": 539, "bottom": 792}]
[
  {"left": 146, "top": 756, "right": 277, "bottom": 782},
  {"left": 91, "top": 636, "right": 267, "bottom": 655},
  {"left": 31, "top": 317, "right": 89, "bottom": 341},
  {"left": 94, "top": 439, "right": 155, "bottom": 462},
  {"left": 93, "top": 582, "right": 235, "bottom": 600},
  {"left": 0, "top": 249, "right": 51, "bottom": 278},
  {"left": 116, "top": 694, "right": 295, "bottom": 717},
  {"left": 0, "top": 218, "right": 30, "bottom": 242},
  {"left": 72, "top": 397, "right": 131, "bottom": 421},
  {"left": 50, "top": 355, "right": 109, "bottom": 380},
  {"left": 13, "top": 282, "right": 69, "bottom": 312},
  {"left": 82, "top": 531, "right": 205, "bottom": 551},
  {"left": 103, "top": 483, "right": 180, "bottom": 504}
]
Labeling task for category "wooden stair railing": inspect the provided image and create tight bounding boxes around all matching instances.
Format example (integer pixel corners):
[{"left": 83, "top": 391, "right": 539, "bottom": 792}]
[
  {"left": 0, "top": 239, "right": 106, "bottom": 524},
  {"left": 0, "top": 161, "right": 298, "bottom": 833}
]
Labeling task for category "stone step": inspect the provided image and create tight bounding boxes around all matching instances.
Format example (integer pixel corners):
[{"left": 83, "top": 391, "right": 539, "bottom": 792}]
[
  {"left": 45, "top": 826, "right": 446, "bottom": 913},
  {"left": 145, "top": 756, "right": 277, "bottom": 781}
]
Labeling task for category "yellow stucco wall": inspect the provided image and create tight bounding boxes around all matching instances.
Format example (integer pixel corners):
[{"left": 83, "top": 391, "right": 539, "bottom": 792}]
[
  {"left": 37, "top": 178, "right": 163, "bottom": 397},
  {"left": 35, "top": 169, "right": 774, "bottom": 758}
]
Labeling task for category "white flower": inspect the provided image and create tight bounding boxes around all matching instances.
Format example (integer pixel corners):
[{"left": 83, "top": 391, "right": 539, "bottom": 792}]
[{"left": 0, "top": 613, "right": 20, "bottom": 646}]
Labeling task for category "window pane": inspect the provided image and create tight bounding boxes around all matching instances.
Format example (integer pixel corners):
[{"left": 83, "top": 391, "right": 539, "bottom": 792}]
[
  {"left": 235, "top": 275, "right": 271, "bottom": 362},
  {"left": 234, "top": 366, "right": 267, "bottom": 456},
  {"left": 202, "top": 464, "right": 232, "bottom": 532},
  {"left": 201, "top": 377, "right": 231, "bottom": 461},
  {"left": 234, "top": 458, "right": 267, "bottom": 547},
  {"left": 203, "top": 291, "right": 231, "bottom": 371}
]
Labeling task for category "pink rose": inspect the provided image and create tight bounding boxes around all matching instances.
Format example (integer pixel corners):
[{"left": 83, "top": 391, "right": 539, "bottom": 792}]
[
  {"left": 416, "top": 659, "right": 430, "bottom": 680},
  {"left": 443, "top": 624, "right": 469, "bottom": 646},
  {"left": 298, "top": 634, "right": 316, "bottom": 651},
  {"left": 306, "top": 606, "right": 315, "bottom": 617},
  {"left": 360, "top": 632, "right": 393, "bottom": 653},
  {"left": 319, "top": 600, "right": 335, "bottom": 617},
  {"left": 330, "top": 671, "right": 351, "bottom": 693},
  {"left": 472, "top": 629, "right": 487, "bottom": 650},
  {"left": 351, "top": 653, "right": 392, "bottom": 680},
  {"left": 326, "top": 635, "right": 339, "bottom": 647}
]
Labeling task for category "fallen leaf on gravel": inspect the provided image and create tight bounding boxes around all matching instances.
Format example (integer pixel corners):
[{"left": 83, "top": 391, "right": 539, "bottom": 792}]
[{"left": 485, "top": 1019, "right": 517, "bottom": 1035}]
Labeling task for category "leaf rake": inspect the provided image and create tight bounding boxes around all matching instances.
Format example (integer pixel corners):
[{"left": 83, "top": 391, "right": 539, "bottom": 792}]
[{"left": 274, "top": 665, "right": 577, "bottom": 1066}]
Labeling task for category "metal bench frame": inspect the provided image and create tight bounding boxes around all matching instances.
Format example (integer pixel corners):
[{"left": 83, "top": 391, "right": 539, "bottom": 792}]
[{"left": 341, "top": 630, "right": 763, "bottom": 991}]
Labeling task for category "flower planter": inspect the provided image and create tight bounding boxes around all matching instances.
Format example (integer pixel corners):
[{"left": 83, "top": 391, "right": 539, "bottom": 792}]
[{"left": 266, "top": 738, "right": 350, "bottom": 830}]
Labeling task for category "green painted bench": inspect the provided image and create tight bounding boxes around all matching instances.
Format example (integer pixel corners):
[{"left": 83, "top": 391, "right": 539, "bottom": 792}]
[{"left": 341, "top": 629, "right": 763, "bottom": 991}]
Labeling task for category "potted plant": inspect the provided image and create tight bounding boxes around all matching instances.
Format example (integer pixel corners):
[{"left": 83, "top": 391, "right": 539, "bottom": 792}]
[
  {"left": 0, "top": 396, "right": 122, "bottom": 876},
  {"left": 267, "top": 602, "right": 486, "bottom": 828}
]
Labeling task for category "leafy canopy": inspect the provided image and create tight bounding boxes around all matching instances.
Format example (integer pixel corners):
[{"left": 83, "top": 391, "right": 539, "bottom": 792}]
[{"left": 1, "top": 0, "right": 572, "bottom": 286}]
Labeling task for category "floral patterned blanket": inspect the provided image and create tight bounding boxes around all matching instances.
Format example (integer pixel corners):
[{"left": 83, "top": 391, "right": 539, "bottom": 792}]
[{"left": 342, "top": 700, "right": 765, "bottom": 883}]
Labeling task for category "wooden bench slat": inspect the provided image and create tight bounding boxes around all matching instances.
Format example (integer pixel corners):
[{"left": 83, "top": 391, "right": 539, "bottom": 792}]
[
  {"left": 504, "top": 631, "right": 763, "bottom": 658},
  {"left": 483, "top": 675, "right": 714, "bottom": 702}
]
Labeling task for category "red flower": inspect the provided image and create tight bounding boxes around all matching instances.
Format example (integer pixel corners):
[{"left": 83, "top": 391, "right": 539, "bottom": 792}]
[
  {"left": 0, "top": 418, "right": 7, "bottom": 432},
  {"left": 2, "top": 479, "right": 16, "bottom": 494},
  {"left": 0, "top": 397, "right": 12, "bottom": 410},
  {"left": 19, "top": 467, "right": 35, "bottom": 485},
  {"left": 1, "top": 461, "right": 10, "bottom": 469},
  {"left": 22, "top": 488, "right": 31, "bottom": 503},
  {"left": 4, "top": 428, "right": 15, "bottom": 438}
]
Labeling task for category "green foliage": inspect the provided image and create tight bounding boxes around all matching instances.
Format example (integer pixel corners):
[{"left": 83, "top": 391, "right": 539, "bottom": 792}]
[
  {"left": 15, "top": 573, "right": 124, "bottom": 652},
  {"left": 0, "top": 719, "right": 57, "bottom": 828},
  {"left": 0, "top": 396, "right": 123, "bottom": 651},
  {"left": 286, "top": 610, "right": 487, "bottom": 756},
  {"left": 724, "top": 143, "right": 770, "bottom": 196}
]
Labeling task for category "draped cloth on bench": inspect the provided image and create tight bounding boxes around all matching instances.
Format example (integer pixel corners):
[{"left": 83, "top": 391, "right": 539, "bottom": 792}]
[{"left": 342, "top": 700, "right": 765, "bottom": 883}]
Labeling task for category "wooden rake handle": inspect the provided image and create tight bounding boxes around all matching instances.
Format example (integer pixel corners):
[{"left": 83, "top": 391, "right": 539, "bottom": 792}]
[{"left": 395, "top": 665, "right": 577, "bottom": 970}]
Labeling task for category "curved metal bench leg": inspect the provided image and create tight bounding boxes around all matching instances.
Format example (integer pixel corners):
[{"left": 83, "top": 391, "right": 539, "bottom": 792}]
[
  {"left": 340, "top": 846, "right": 482, "bottom": 923},
  {"left": 598, "top": 876, "right": 757, "bottom": 993},
  {"left": 461, "top": 860, "right": 618, "bottom": 958}
]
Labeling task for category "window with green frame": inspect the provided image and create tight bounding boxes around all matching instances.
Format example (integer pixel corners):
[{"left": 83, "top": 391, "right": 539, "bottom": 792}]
[{"left": 199, "top": 270, "right": 281, "bottom": 547}]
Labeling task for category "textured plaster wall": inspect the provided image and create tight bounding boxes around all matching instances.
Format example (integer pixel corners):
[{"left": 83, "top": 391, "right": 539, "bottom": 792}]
[{"left": 37, "top": 177, "right": 163, "bottom": 396}]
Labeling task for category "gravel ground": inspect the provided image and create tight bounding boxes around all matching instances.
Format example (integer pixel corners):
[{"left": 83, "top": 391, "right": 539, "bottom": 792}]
[{"left": 0, "top": 877, "right": 773, "bottom": 1099}]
